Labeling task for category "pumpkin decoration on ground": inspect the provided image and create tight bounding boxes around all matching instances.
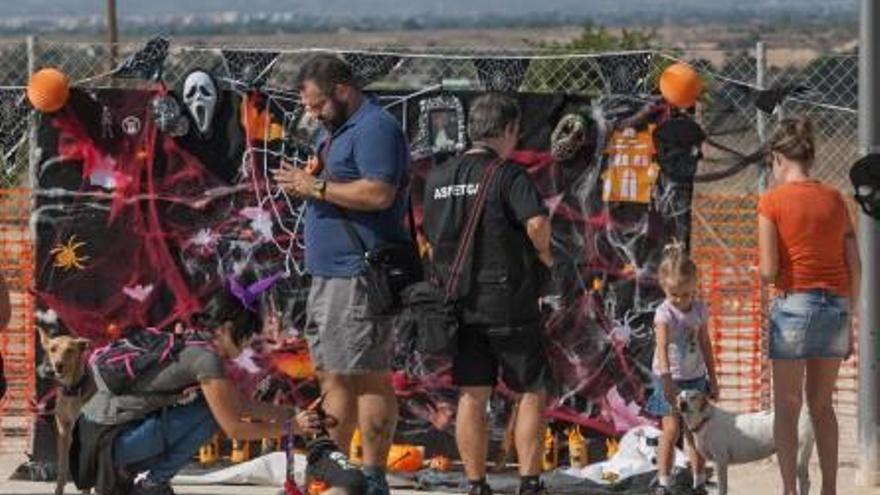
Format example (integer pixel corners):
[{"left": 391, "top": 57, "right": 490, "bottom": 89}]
[
  {"left": 386, "top": 444, "right": 424, "bottom": 473},
  {"left": 659, "top": 62, "right": 703, "bottom": 109},
  {"left": 27, "top": 67, "right": 70, "bottom": 113}
]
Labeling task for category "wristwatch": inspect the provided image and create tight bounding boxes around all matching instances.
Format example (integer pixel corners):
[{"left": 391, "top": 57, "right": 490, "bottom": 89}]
[{"left": 312, "top": 179, "right": 327, "bottom": 200}]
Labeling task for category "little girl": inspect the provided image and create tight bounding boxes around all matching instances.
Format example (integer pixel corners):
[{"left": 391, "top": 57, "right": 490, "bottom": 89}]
[{"left": 646, "top": 242, "right": 719, "bottom": 495}]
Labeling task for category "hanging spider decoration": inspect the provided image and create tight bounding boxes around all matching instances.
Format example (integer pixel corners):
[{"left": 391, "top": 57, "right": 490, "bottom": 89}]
[{"left": 50, "top": 235, "right": 89, "bottom": 271}]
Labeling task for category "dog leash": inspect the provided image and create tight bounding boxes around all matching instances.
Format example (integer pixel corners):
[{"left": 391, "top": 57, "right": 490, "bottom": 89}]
[{"left": 682, "top": 404, "right": 713, "bottom": 435}]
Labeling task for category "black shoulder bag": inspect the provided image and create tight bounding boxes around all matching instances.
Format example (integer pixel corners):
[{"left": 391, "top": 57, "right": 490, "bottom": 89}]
[
  {"left": 398, "top": 157, "right": 503, "bottom": 356},
  {"left": 335, "top": 198, "right": 424, "bottom": 317}
]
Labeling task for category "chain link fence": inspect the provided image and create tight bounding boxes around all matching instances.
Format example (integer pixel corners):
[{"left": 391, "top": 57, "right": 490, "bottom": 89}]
[{"left": 0, "top": 39, "right": 858, "bottom": 191}]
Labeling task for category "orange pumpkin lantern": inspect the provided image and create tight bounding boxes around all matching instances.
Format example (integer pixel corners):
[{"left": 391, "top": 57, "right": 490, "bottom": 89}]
[
  {"left": 307, "top": 479, "right": 329, "bottom": 495},
  {"left": 230, "top": 438, "right": 251, "bottom": 463},
  {"left": 386, "top": 444, "right": 424, "bottom": 472},
  {"left": 349, "top": 428, "right": 363, "bottom": 465},
  {"left": 659, "top": 62, "right": 702, "bottom": 109},
  {"left": 106, "top": 323, "right": 122, "bottom": 340},
  {"left": 27, "top": 68, "right": 70, "bottom": 113},
  {"left": 429, "top": 455, "right": 452, "bottom": 472}
]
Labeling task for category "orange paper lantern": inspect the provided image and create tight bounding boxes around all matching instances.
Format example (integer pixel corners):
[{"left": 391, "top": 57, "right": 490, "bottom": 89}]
[
  {"left": 386, "top": 444, "right": 424, "bottom": 473},
  {"left": 349, "top": 428, "right": 363, "bottom": 465},
  {"left": 659, "top": 62, "right": 702, "bottom": 109},
  {"left": 27, "top": 68, "right": 70, "bottom": 113}
]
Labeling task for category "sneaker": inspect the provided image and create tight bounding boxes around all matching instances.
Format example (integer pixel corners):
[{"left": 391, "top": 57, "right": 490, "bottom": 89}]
[
  {"left": 363, "top": 470, "right": 391, "bottom": 495},
  {"left": 517, "top": 481, "right": 546, "bottom": 495},
  {"left": 692, "top": 484, "right": 709, "bottom": 495},
  {"left": 131, "top": 476, "right": 175, "bottom": 495},
  {"left": 468, "top": 482, "right": 493, "bottom": 495}
]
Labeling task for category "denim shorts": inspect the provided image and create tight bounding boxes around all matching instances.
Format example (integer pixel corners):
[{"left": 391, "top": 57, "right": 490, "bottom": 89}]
[
  {"left": 644, "top": 376, "right": 709, "bottom": 417},
  {"left": 768, "top": 291, "right": 851, "bottom": 360}
]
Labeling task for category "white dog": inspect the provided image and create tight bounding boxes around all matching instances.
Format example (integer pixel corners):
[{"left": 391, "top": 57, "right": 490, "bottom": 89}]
[{"left": 678, "top": 390, "right": 814, "bottom": 495}]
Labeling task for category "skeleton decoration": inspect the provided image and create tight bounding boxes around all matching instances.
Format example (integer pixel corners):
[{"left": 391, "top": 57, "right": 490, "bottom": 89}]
[
  {"left": 150, "top": 95, "right": 189, "bottom": 137},
  {"left": 182, "top": 69, "right": 219, "bottom": 137},
  {"left": 850, "top": 153, "right": 880, "bottom": 219}
]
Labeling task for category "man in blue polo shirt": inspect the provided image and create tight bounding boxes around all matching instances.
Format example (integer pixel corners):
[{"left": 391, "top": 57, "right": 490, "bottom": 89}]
[{"left": 273, "top": 55, "right": 409, "bottom": 495}]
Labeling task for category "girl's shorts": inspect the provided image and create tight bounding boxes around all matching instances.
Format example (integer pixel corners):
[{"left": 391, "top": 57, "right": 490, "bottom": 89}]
[{"left": 645, "top": 376, "right": 709, "bottom": 417}]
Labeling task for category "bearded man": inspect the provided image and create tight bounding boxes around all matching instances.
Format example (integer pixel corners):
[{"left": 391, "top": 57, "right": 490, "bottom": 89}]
[{"left": 273, "top": 55, "right": 410, "bottom": 495}]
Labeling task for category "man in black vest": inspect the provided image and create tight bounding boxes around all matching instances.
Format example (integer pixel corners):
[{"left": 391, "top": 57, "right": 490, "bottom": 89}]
[{"left": 422, "top": 94, "right": 553, "bottom": 495}]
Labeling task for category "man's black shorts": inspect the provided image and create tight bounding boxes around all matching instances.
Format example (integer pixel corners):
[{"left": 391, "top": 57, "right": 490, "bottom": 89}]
[{"left": 453, "top": 323, "right": 550, "bottom": 393}]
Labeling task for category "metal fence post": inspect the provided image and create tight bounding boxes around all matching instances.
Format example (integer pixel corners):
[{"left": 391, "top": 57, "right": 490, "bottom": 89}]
[
  {"left": 756, "top": 41, "right": 767, "bottom": 147},
  {"left": 753, "top": 40, "right": 774, "bottom": 411},
  {"left": 26, "top": 35, "right": 36, "bottom": 188},
  {"left": 857, "top": 0, "right": 880, "bottom": 486},
  {"left": 756, "top": 42, "right": 770, "bottom": 193}
]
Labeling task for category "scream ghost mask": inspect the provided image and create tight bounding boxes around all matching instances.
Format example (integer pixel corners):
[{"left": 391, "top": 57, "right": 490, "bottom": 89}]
[{"left": 183, "top": 69, "right": 219, "bottom": 137}]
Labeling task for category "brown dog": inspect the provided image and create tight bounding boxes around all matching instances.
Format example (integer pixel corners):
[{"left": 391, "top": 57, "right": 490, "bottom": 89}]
[{"left": 39, "top": 328, "right": 94, "bottom": 495}]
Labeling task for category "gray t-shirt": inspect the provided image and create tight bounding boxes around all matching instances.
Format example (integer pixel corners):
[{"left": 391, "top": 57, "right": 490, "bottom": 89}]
[{"left": 82, "top": 345, "right": 226, "bottom": 425}]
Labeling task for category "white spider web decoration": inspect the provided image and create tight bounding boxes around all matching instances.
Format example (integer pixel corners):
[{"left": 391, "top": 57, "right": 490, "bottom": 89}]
[
  {"left": 0, "top": 90, "right": 31, "bottom": 180},
  {"left": 472, "top": 57, "right": 532, "bottom": 92},
  {"left": 342, "top": 53, "right": 402, "bottom": 86},
  {"left": 221, "top": 50, "right": 280, "bottom": 88},
  {"left": 237, "top": 91, "right": 312, "bottom": 277}
]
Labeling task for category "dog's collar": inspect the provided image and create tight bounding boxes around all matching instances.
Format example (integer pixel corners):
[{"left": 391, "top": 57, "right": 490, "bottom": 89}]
[
  {"left": 686, "top": 414, "right": 711, "bottom": 434},
  {"left": 61, "top": 373, "right": 89, "bottom": 397}
]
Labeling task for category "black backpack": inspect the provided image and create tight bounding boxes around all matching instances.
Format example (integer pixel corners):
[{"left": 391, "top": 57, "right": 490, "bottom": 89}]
[{"left": 89, "top": 327, "right": 207, "bottom": 395}]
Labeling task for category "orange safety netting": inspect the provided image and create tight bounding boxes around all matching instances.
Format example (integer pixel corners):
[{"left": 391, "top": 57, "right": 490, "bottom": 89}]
[
  {"left": 691, "top": 193, "right": 768, "bottom": 413},
  {"left": 0, "top": 188, "right": 36, "bottom": 454}
]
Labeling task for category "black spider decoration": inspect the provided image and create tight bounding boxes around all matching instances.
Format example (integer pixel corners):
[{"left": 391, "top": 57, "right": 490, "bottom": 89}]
[{"left": 112, "top": 36, "right": 170, "bottom": 82}]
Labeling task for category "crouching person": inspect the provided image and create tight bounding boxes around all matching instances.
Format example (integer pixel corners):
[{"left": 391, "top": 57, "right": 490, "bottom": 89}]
[
  {"left": 70, "top": 290, "right": 322, "bottom": 495},
  {"left": 422, "top": 93, "right": 554, "bottom": 495}
]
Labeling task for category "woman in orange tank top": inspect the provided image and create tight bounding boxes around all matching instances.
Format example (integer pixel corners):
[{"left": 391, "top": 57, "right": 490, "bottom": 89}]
[{"left": 758, "top": 118, "right": 861, "bottom": 495}]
